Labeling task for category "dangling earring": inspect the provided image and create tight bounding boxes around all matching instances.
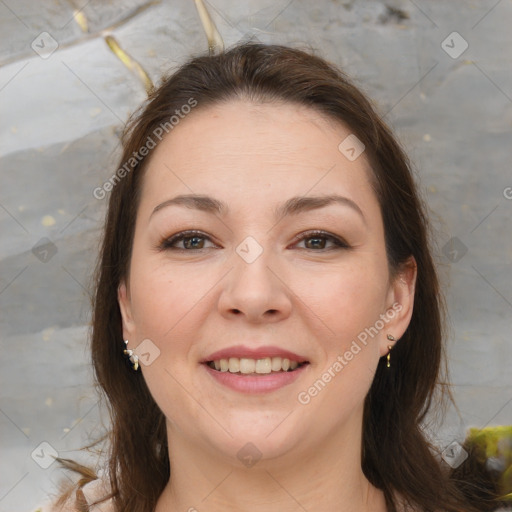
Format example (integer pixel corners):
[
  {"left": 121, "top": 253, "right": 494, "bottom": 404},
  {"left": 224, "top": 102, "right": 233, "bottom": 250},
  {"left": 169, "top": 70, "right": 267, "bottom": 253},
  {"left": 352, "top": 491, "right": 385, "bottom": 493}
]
[
  {"left": 123, "top": 339, "right": 139, "bottom": 371},
  {"left": 386, "top": 334, "right": 396, "bottom": 368}
]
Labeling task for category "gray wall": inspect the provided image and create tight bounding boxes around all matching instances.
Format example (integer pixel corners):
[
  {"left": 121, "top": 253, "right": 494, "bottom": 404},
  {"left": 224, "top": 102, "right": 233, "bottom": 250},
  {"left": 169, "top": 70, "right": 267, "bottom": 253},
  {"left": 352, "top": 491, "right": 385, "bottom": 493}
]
[{"left": 1, "top": 1, "right": 511, "bottom": 510}]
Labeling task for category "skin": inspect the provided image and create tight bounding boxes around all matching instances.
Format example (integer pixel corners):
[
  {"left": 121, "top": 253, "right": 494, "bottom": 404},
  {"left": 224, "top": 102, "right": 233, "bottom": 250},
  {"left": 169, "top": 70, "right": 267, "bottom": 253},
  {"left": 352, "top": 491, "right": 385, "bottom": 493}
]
[{"left": 118, "top": 99, "right": 417, "bottom": 512}]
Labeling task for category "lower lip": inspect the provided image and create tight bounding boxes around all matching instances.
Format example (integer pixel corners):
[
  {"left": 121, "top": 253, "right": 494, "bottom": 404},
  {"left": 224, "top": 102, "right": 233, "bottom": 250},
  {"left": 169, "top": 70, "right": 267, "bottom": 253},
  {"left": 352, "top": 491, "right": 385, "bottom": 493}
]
[{"left": 202, "top": 363, "right": 309, "bottom": 394}]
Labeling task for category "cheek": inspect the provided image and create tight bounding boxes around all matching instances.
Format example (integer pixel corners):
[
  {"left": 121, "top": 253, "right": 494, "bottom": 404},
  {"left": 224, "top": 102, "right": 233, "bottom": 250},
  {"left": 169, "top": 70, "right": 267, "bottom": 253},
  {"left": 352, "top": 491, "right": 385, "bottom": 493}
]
[
  {"left": 127, "top": 257, "right": 230, "bottom": 375},
  {"left": 127, "top": 256, "right": 198, "bottom": 342},
  {"left": 292, "top": 257, "right": 389, "bottom": 345},
  {"left": 296, "top": 262, "right": 385, "bottom": 414}
]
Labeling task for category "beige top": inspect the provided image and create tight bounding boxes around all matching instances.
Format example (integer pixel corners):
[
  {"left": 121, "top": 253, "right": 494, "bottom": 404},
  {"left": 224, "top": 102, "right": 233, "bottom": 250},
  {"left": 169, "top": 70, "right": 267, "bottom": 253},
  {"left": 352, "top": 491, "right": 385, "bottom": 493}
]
[{"left": 34, "top": 479, "right": 113, "bottom": 512}]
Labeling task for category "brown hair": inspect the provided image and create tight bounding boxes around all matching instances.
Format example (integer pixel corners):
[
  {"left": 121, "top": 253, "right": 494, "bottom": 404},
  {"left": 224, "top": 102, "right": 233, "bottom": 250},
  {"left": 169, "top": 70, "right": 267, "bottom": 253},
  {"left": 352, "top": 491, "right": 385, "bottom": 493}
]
[{"left": 60, "top": 43, "right": 497, "bottom": 511}]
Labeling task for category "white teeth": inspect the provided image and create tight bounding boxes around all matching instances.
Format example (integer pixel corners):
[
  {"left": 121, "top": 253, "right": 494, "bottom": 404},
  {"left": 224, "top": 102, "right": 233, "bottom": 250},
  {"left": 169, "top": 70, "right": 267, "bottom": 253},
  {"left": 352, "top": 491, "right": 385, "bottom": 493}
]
[
  {"left": 271, "top": 357, "right": 282, "bottom": 371},
  {"left": 228, "top": 357, "right": 240, "bottom": 373},
  {"left": 239, "top": 358, "right": 255, "bottom": 374},
  {"left": 255, "top": 357, "right": 272, "bottom": 374},
  {"left": 209, "top": 356, "right": 304, "bottom": 374}
]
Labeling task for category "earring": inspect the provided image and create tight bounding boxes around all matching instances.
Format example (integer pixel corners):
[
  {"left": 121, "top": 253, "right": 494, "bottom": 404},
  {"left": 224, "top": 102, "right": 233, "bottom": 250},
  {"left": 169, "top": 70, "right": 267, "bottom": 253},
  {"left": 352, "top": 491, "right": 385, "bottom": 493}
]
[
  {"left": 386, "top": 334, "right": 396, "bottom": 368},
  {"left": 123, "top": 339, "right": 139, "bottom": 371}
]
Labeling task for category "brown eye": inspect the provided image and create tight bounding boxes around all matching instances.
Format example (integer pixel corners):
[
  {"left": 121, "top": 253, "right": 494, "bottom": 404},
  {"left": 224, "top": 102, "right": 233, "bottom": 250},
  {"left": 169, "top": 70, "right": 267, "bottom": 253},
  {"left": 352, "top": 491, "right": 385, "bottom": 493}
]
[
  {"left": 181, "top": 236, "right": 206, "bottom": 249},
  {"left": 304, "top": 237, "right": 327, "bottom": 250}
]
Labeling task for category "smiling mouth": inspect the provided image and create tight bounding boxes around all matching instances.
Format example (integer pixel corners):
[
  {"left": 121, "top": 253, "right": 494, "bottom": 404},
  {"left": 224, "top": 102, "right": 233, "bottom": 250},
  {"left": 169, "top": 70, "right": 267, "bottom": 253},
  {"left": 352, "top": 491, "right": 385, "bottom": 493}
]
[{"left": 205, "top": 356, "right": 309, "bottom": 375}]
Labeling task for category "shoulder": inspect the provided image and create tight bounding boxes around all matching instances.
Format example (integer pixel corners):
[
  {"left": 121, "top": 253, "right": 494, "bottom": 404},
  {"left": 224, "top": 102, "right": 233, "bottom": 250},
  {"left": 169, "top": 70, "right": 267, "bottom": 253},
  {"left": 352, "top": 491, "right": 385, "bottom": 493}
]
[{"left": 35, "top": 478, "right": 114, "bottom": 512}]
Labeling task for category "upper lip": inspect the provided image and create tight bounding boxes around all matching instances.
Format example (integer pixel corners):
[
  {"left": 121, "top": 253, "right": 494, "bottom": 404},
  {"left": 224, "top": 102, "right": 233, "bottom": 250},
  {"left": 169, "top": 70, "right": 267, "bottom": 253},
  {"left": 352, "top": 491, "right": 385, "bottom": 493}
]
[{"left": 201, "top": 345, "right": 309, "bottom": 363}]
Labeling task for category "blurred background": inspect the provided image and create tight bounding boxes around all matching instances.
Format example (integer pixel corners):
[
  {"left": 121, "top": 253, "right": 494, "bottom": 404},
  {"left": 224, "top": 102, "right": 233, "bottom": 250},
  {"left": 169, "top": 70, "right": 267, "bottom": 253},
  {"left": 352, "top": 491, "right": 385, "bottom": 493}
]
[{"left": 0, "top": 0, "right": 511, "bottom": 510}]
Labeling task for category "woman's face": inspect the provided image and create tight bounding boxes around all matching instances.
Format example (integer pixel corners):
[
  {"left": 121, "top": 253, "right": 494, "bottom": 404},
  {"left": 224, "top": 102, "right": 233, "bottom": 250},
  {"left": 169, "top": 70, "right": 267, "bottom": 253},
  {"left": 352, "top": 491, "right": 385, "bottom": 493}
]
[{"left": 118, "top": 99, "right": 415, "bottom": 465}]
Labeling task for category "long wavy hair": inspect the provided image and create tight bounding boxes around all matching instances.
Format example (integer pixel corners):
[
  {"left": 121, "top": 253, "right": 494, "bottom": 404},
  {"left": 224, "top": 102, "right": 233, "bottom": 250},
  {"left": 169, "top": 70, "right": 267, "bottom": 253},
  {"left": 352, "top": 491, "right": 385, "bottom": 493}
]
[{"left": 57, "top": 43, "right": 497, "bottom": 511}]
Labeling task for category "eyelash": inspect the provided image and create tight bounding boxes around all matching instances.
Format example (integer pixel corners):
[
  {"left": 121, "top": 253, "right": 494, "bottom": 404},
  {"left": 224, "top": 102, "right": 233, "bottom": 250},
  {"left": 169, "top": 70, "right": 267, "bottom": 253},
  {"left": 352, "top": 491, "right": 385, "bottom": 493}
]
[{"left": 158, "top": 230, "right": 350, "bottom": 252}]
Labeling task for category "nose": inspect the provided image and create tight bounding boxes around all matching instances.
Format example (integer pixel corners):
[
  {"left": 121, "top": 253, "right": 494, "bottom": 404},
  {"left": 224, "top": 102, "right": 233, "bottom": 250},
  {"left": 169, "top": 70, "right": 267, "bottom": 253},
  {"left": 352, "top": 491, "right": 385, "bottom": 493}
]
[{"left": 217, "top": 247, "right": 292, "bottom": 324}]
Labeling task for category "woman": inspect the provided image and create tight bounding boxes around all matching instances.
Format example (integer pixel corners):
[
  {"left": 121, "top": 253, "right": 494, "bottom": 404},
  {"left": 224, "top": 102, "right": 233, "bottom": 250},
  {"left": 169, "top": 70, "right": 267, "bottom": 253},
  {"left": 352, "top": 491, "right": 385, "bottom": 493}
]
[{"left": 46, "top": 42, "right": 502, "bottom": 511}]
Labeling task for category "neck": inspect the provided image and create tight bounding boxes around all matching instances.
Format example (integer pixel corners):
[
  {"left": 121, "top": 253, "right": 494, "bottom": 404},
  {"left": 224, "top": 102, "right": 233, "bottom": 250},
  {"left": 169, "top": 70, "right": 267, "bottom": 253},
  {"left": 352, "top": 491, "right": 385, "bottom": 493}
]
[{"left": 155, "top": 411, "right": 387, "bottom": 512}]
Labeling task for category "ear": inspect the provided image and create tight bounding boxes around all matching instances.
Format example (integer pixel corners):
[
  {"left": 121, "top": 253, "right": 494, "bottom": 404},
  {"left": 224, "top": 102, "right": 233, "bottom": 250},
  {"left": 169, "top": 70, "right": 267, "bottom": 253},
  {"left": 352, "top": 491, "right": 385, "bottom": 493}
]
[
  {"left": 379, "top": 256, "right": 417, "bottom": 357},
  {"left": 118, "top": 279, "right": 137, "bottom": 341}
]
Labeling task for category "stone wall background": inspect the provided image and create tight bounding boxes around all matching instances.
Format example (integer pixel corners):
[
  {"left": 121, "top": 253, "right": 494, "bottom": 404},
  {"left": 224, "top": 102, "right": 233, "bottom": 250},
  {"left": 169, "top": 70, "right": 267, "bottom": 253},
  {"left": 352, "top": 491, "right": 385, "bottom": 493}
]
[{"left": 0, "top": 1, "right": 511, "bottom": 510}]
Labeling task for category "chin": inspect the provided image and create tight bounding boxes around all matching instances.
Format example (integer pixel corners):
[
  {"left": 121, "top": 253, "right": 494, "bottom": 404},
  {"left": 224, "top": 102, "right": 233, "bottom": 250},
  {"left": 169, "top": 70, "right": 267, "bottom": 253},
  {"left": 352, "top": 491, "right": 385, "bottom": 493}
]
[{"left": 217, "top": 411, "right": 318, "bottom": 462}]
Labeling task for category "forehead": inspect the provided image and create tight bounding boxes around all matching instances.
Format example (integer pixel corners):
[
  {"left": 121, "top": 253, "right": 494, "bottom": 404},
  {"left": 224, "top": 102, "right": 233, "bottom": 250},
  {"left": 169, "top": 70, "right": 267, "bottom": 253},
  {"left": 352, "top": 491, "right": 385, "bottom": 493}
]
[{"left": 138, "top": 99, "right": 378, "bottom": 218}]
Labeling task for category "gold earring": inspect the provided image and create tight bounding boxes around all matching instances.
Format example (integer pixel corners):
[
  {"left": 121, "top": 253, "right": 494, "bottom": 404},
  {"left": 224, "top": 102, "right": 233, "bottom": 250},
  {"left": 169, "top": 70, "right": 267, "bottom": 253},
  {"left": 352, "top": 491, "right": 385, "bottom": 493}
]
[
  {"left": 123, "top": 339, "right": 139, "bottom": 371},
  {"left": 386, "top": 334, "right": 396, "bottom": 368}
]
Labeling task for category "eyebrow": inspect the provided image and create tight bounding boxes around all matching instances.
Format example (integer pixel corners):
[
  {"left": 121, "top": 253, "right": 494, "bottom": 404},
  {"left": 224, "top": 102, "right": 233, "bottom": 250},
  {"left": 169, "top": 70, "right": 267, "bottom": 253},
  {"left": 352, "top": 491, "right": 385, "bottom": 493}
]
[
  {"left": 150, "top": 194, "right": 366, "bottom": 223},
  {"left": 151, "top": 195, "right": 227, "bottom": 218}
]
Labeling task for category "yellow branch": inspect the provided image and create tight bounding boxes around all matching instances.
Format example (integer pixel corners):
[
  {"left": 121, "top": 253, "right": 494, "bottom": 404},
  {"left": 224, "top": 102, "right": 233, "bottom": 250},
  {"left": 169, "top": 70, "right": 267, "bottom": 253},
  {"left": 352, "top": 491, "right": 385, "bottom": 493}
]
[
  {"left": 104, "top": 35, "right": 153, "bottom": 95},
  {"left": 194, "top": 0, "right": 224, "bottom": 55}
]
